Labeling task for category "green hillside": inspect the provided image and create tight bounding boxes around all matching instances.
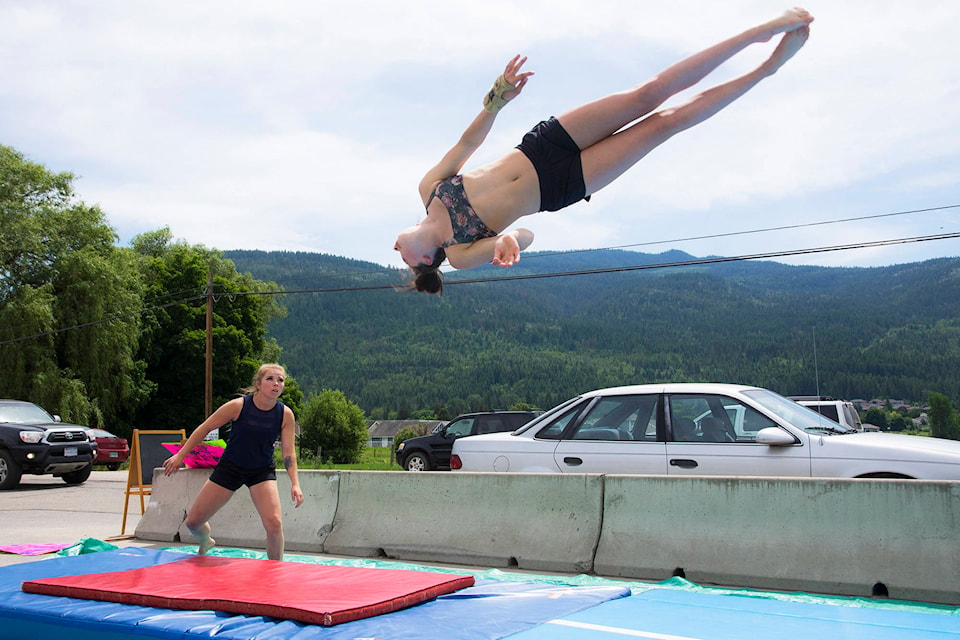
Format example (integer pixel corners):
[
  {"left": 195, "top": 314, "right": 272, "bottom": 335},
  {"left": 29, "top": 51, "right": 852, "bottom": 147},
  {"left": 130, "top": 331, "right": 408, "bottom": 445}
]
[{"left": 225, "top": 249, "right": 960, "bottom": 418}]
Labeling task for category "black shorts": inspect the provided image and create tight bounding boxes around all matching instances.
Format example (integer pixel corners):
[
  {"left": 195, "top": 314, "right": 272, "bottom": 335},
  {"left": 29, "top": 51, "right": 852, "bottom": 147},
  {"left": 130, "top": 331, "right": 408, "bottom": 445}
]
[
  {"left": 209, "top": 457, "right": 277, "bottom": 491},
  {"left": 516, "top": 117, "right": 591, "bottom": 212}
]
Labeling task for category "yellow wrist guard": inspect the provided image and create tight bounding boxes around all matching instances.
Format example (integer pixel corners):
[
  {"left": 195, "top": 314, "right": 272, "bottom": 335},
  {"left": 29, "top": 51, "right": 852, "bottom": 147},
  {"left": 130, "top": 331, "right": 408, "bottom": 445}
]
[{"left": 482, "top": 74, "right": 516, "bottom": 113}]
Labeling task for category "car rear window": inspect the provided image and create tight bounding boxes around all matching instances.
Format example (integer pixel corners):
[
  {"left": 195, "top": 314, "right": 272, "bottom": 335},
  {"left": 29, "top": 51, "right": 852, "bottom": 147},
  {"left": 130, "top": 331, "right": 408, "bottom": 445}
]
[{"left": 811, "top": 405, "right": 840, "bottom": 422}]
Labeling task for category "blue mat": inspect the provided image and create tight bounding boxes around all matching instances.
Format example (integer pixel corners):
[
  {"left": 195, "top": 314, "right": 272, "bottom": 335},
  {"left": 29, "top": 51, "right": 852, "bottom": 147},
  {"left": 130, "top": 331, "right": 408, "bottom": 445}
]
[
  {"left": 508, "top": 588, "right": 960, "bottom": 639},
  {"left": 0, "top": 548, "right": 628, "bottom": 639}
]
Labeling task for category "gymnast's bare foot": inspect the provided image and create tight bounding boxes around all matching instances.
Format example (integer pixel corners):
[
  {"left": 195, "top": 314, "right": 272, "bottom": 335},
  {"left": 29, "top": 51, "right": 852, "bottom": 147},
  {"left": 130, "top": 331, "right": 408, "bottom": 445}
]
[
  {"left": 762, "top": 26, "right": 810, "bottom": 75},
  {"left": 198, "top": 536, "right": 216, "bottom": 555},
  {"left": 756, "top": 8, "right": 814, "bottom": 42}
]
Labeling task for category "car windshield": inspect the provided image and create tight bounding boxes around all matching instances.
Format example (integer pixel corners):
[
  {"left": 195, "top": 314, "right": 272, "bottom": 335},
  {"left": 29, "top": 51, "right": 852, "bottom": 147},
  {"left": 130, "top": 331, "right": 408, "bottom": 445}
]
[
  {"left": 743, "top": 389, "right": 855, "bottom": 434},
  {"left": 514, "top": 396, "right": 582, "bottom": 435},
  {"left": 0, "top": 403, "right": 55, "bottom": 424}
]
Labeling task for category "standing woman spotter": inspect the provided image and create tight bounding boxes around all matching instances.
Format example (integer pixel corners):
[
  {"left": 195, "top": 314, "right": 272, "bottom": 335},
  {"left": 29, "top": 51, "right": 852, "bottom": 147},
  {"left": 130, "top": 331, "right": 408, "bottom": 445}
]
[
  {"left": 395, "top": 8, "right": 814, "bottom": 294},
  {"left": 162, "top": 363, "right": 304, "bottom": 561}
]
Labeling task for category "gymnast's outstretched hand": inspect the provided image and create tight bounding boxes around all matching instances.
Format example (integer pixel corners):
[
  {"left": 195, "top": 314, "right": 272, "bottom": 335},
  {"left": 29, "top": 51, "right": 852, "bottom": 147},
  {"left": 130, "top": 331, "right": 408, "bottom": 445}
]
[
  {"left": 501, "top": 54, "right": 534, "bottom": 102},
  {"left": 491, "top": 233, "right": 521, "bottom": 267}
]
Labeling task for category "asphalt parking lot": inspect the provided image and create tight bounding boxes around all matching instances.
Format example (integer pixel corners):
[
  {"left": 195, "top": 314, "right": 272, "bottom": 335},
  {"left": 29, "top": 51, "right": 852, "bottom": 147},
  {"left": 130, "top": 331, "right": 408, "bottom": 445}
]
[{"left": 0, "top": 469, "right": 155, "bottom": 567}]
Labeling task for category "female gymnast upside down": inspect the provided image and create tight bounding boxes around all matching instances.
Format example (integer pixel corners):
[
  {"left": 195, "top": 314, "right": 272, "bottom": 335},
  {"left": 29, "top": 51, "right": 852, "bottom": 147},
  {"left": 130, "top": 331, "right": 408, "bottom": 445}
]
[{"left": 395, "top": 8, "right": 814, "bottom": 294}]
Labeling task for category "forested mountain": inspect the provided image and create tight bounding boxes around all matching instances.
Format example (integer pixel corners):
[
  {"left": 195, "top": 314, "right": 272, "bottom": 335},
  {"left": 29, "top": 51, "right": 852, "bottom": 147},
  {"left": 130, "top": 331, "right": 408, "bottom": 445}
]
[{"left": 225, "top": 249, "right": 960, "bottom": 418}]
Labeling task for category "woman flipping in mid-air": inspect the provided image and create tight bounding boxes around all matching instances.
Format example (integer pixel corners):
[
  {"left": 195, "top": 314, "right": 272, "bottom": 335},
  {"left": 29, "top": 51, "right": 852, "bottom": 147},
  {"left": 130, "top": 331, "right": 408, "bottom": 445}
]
[{"left": 395, "top": 8, "right": 814, "bottom": 294}]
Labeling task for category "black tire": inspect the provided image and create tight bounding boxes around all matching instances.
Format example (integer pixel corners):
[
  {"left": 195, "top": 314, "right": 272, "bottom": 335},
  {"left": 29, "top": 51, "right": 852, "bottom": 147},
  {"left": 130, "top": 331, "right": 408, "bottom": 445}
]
[
  {"left": 106, "top": 462, "right": 120, "bottom": 471},
  {"left": 404, "top": 452, "right": 431, "bottom": 472},
  {"left": 61, "top": 463, "right": 93, "bottom": 485},
  {"left": 0, "top": 449, "right": 23, "bottom": 490}
]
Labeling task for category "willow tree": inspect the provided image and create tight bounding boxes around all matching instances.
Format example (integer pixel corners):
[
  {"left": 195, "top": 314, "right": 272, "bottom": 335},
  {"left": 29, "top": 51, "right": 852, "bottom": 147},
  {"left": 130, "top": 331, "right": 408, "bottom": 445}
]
[
  {"left": 130, "top": 228, "right": 287, "bottom": 431},
  {"left": 0, "top": 145, "right": 148, "bottom": 430}
]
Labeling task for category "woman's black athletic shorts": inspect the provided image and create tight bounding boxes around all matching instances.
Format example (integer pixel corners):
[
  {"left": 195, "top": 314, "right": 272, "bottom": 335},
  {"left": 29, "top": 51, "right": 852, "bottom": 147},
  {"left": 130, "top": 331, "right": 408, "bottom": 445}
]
[
  {"left": 516, "top": 116, "right": 591, "bottom": 212},
  {"left": 209, "top": 457, "right": 277, "bottom": 491}
]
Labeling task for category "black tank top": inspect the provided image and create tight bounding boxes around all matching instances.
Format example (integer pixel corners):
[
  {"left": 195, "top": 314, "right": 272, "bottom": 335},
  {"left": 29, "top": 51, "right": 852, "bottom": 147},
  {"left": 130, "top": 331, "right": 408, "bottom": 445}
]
[{"left": 220, "top": 395, "right": 284, "bottom": 468}]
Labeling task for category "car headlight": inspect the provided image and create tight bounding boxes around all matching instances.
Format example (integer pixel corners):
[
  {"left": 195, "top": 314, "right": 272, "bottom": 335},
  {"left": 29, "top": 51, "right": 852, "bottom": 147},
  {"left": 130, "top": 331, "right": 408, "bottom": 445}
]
[
  {"left": 397, "top": 442, "right": 405, "bottom": 452},
  {"left": 20, "top": 431, "right": 44, "bottom": 444}
]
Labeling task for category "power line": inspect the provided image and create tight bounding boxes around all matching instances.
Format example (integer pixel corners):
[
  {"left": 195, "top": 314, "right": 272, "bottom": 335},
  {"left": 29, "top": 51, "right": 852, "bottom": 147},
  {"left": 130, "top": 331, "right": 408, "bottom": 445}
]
[
  {"left": 528, "top": 203, "right": 960, "bottom": 258},
  {"left": 2, "top": 224, "right": 959, "bottom": 345},
  {"left": 238, "top": 230, "right": 960, "bottom": 295},
  {"left": 0, "top": 294, "right": 206, "bottom": 347},
  {"left": 449, "top": 231, "right": 960, "bottom": 286},
  {"left": 0, "top": 284, "right": 207, "bottom": 339},
  {"left": 257, "top": 203, "right": 960, "bottom": 284}
]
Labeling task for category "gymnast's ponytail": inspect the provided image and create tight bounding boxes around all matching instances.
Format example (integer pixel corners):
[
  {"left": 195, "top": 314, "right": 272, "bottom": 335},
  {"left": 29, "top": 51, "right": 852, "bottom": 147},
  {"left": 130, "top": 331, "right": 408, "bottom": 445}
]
[{"left": 400, "top": 248, "right": 446, "bottom": 295}]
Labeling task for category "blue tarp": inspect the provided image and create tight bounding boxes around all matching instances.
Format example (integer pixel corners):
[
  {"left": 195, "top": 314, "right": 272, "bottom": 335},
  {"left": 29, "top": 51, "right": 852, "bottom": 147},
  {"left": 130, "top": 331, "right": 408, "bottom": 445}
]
[
  {"left": 509, "top": 588, "right": 960, "bottom": 639},
  {"left": 3, "top": 543, "right": 958, "bottom": 639},
  {"left": 0, "top": 548, "right": 628, "bottom": 640}
]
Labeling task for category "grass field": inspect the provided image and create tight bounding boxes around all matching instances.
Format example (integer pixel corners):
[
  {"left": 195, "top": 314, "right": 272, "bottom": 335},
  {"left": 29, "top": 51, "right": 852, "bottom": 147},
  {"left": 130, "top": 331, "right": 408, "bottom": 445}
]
[{"left": 296, "top": 447, "right": 400, "bottom": 471}]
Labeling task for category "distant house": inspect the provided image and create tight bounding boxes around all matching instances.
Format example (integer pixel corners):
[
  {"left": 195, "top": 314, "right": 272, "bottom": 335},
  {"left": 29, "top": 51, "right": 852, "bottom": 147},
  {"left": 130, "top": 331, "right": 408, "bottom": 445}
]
[{"left": 366, "top": 420, "right": 444, "bottom": 448}]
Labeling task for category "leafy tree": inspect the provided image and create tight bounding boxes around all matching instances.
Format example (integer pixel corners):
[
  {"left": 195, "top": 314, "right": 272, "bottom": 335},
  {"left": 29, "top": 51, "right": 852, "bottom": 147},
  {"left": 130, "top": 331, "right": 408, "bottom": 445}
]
[
  {"left": 862, "top": 407, "right": 889, "bottom": 431},
  {"left": 299, "top": 389, "right": 367, "bottom": 464},
  {"left": 887, "top": 412, "right": 908, "bottom": 432},
  {"left": 0, "top": 145, "right": 149, "bottom": 431},
  {"left": 928, "top": 392, "right": 959, "bottom": 440},
  {"left": 130, "top": 228, "right": 285, "bottom": 431},
  {"left": 278, "top": 375, "right": 304, "bottom": 420}
]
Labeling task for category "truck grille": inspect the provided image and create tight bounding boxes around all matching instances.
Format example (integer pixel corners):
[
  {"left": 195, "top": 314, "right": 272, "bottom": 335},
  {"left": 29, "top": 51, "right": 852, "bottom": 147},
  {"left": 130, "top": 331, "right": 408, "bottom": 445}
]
[{"left": 46, "top": 429, "right": 89, "bottom": 443}]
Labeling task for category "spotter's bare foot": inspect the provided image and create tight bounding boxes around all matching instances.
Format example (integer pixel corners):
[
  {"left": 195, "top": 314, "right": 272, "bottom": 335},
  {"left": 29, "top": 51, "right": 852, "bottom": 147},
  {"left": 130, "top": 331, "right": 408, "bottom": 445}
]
[{"left": 198, "top": 537, "right": 216, "bottom": 555}]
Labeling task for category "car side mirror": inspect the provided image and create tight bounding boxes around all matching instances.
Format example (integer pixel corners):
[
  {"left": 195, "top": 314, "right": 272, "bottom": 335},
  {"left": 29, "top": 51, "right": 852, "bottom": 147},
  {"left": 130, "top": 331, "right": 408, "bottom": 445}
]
[{"left": 755, "top": 427, "right": 796, "bottom": 446}]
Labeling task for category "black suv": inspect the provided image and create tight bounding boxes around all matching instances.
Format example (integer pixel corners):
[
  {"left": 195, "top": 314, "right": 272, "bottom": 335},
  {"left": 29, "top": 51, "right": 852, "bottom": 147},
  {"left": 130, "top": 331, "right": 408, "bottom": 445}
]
[
  {"left": 0, "top": 399, "right": 97, "bottom": 490},
  {"left": 397, "top": 410, "right": 542, "bottom": 471}
]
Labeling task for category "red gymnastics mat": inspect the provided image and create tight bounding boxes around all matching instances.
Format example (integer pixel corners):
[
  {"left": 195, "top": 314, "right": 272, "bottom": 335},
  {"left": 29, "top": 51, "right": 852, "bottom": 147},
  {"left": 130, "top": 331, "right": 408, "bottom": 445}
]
[{"left": 22, "top": 555, "right": 475, "bottom": 626}]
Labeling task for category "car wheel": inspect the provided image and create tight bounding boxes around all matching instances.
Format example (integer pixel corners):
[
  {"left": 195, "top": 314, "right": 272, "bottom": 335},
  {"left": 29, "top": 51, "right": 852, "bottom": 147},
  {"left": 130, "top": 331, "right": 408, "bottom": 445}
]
[
  {"left": 61, "top": 463, "right": 93, "bottom": 485},
  {"left": 0, "top": 449, "right": 23, "bottom": 490},
  {"left": 404, "top": 452, "right": 431, "bottom": 472},
  {"left": 106, "top": 462, "right": 120, "bottom": 471}
]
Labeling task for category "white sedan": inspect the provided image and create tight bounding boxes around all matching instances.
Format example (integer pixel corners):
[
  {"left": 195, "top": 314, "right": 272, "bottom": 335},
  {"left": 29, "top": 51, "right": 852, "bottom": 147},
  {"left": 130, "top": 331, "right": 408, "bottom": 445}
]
[{"left": 450, "top": 383, "right": 960, "bottom": 479}]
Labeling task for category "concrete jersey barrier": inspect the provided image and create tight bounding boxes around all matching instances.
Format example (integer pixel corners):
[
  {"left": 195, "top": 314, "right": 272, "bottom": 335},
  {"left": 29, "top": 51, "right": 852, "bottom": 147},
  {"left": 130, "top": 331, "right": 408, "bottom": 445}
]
[
  {"left": 136, "top": 468, "right": 960, "bottom": 604},
  {"left": 594, "top": 475, "right": 960, "bottom": 604},
  {"left": 137, "top": 468, "right": 340, "bottom": 553},
  {"left": 323, "top": 471, "right": 604, "bottom": 573}
]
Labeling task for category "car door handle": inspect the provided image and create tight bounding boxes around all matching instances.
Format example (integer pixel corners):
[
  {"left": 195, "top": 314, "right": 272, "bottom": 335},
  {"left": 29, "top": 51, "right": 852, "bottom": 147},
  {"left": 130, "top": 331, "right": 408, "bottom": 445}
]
[
  {"left": 563, "top": 457, "right": 583, "bottom": 466},
  {"left": 670, "top": 459, "right": 698, "bottom": 469}
]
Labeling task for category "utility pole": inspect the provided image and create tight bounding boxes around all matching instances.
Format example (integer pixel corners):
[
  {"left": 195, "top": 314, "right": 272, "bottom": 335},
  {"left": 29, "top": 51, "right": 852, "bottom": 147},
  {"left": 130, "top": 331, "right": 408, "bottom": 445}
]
[{"left": 205, "top": 272, "right": 213, "bottom": 418}]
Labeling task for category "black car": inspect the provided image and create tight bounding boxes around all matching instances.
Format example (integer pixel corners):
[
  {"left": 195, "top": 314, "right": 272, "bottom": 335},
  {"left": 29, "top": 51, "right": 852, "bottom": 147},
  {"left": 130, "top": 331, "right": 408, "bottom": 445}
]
[
  {"left": 0, "top": 399, "right": 97, "bottom": 490},
  {"left": 397, "top": 411, "right": 542, "bottom": 471}
]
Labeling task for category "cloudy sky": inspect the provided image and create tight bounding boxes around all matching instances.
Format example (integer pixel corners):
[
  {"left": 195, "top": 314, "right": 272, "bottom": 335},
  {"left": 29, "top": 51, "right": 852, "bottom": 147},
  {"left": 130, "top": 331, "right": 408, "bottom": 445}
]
[{"left": 2, "top": 1, "right": 958, "bottom": 271}]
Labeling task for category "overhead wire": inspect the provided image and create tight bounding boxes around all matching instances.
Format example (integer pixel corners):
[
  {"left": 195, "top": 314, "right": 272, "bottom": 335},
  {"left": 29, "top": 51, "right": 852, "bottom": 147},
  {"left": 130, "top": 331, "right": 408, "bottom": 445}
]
[
  {"left": 258, "top": 204, "right": 960, "bottom": 285},
  {"left": 235, "top": 230, "right": 960, "bottom": 295},
  {"left": 1, "top": 205, "right": 958, "bottom": 345},
  {"left": 449, "top": 231, "right": 960, "bottom": 286},
  {"left": 525, "top": 203, "right": 960, "bottom": 258},
  {"left": 0, "top": 294, "right": 207, "bottom": 347}
]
